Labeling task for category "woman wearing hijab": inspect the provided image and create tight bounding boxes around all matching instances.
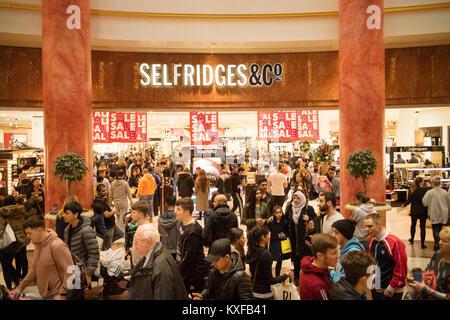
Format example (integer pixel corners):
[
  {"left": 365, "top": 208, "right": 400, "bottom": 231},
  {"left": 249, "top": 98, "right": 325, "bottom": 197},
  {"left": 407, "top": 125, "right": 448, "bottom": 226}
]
[{"left": 285, "top": 190, "right": 316, "bottom": 285}]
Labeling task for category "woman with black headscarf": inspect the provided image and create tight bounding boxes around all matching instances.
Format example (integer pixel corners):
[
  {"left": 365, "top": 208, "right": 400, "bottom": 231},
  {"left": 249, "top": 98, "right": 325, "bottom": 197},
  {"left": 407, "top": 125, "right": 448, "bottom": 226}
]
[{"left": 285, "top": 190, "right": 316, "bottom": 285}]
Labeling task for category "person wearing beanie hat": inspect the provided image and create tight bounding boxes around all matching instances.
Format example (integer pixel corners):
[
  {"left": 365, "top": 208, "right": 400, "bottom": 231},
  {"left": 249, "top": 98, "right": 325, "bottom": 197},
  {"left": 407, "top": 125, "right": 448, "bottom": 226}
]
[{"left": 329, "top": 219, "right": 365, "bottom": 284}]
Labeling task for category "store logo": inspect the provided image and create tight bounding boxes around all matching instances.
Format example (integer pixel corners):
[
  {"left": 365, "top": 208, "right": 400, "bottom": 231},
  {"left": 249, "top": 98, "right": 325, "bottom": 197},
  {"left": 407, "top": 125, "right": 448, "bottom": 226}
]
[{"left": 139, "top": 63, "right": 282, "bottom": 88}]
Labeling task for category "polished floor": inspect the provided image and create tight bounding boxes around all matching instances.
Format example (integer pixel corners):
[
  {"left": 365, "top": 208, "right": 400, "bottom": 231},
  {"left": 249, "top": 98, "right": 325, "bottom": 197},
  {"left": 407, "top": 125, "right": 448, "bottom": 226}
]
[{"left": 0, "top": 199, "right": 437, "bottom": 299}]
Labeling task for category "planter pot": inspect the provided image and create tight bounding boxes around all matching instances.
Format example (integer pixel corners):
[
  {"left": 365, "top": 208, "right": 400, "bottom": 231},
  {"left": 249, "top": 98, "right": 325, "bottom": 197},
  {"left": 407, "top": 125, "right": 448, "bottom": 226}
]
[
  {"left": 345, "top": 202, "right": 392, "bottom": 226},
  {"left": 319, "top": 161, "right": 330, "bottom": 175}
]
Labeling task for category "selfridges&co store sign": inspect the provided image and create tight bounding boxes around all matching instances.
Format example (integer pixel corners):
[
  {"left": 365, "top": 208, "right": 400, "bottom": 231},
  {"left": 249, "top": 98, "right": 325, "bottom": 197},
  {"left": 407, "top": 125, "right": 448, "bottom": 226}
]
[{"left": 139, "top": 63, "right": 283, "bottom": 87}]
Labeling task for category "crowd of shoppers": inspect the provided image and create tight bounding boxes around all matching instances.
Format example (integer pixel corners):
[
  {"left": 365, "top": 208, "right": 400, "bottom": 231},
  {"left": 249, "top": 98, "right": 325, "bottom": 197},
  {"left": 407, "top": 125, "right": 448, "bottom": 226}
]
[{"left": 0, "top": 150, "right": 448, "bottom": 302}]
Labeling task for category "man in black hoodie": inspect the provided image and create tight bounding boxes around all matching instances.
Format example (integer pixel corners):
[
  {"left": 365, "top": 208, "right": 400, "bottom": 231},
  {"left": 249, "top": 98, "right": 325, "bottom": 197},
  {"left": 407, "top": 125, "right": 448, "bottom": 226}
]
[
  {"left": 192, "top": 239, "right": 253, "bottom": 300},
  {"left": 175, "top": 197, "right": 210, "bottom": 294},
  {"left": 329, "top": 250, "right": 375, "bottom": 300},
  {"left": 203, "top": 194, "right": 238, "bottom": 248}
]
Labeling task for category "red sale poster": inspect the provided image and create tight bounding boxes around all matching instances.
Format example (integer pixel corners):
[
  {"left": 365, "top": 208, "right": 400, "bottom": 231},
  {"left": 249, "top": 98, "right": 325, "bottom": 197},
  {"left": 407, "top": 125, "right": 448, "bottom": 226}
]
[
  {"left": 257, "top": 110, "right": 319, "bottom": 141},
  {"left": 92, "top": 112, "right": 147, "bottom": 143},
  {"left": 190, "top": 112, "right": 218, "bottom": 146},
  {"left": 92, "top": 112, "right": 110, "bottom": 143},
  {"left": 297, "top": 110, "right": 319, "bottom": 140}
]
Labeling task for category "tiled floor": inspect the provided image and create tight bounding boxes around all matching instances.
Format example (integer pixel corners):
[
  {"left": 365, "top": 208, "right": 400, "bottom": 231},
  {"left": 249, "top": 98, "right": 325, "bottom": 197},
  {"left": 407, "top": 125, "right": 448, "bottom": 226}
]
[{"left": 0, "top": 199, "right": 437, "bottom": 299}]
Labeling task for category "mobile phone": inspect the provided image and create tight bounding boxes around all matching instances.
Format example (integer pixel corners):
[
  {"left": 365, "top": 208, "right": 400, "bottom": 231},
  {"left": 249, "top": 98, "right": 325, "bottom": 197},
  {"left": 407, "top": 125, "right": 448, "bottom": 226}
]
[
  {"left": 52, "top": 204, "right": 58, "bottom": 214},
  {"left": 412, "top": 268, "right": 423, "bottom": 282}
]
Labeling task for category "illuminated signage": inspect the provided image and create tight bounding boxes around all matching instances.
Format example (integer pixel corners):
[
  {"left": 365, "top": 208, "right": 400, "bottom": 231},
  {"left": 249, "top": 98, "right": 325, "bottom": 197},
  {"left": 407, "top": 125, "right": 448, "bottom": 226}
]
[
  {"left": 92, "top": 112, "right": 147, "bottom": 143},
  {"left": 258, "top": 110, "right": 319, "bottom": 141},
  {"left": 190, "top": 112, "right": 219, "bottom": 146},
  {"left": 139, "top": 63, "right": 282, "bottom": 87}
]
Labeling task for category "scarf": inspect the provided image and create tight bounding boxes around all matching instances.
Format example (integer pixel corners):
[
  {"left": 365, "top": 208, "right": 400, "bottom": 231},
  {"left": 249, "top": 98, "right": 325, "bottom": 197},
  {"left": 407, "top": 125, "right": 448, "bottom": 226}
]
[{"left": 292, "top": 191, "right": 306, "bottom": 224}]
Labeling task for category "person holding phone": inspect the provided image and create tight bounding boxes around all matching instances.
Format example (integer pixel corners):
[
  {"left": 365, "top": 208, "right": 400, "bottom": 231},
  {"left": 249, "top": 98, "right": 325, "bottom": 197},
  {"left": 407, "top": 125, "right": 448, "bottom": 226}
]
[{"left": 408, "top": 227, "right": 450, "bottom": 300}]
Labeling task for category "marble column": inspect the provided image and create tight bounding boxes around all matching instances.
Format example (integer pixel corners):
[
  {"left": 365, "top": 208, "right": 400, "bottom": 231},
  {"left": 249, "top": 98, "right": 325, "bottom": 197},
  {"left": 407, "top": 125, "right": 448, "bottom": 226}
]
[
  {"left": 42, "top": 0, "right": 93, "bottom": 212},
  {"left": 339, "top": 0, "right": 386, "bottom": 219}
]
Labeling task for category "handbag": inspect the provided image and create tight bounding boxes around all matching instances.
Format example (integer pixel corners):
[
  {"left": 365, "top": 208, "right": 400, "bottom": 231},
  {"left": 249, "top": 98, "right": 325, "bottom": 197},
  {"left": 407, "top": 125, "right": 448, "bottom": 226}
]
[
  {"left": 271, "top": 280, "right": 300, "bottom": 300},
  {"left": 280, "top": 238, "right": 292, "bottom": 254},
  {"left": 0, "top": 224, "right": 17, "bottom": 250}
]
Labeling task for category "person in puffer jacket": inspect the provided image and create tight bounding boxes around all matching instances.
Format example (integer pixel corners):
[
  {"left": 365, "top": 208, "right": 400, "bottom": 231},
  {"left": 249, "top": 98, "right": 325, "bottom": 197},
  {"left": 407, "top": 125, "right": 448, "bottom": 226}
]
[
  {"left": 350, "top": 192, "right": 376, "bottom": 250},
  {"left": 330, "top": 219, "right": 365, "bottom": 283},
  {"left": 63, "top": 202, "right": 99, "bottom": 299}
]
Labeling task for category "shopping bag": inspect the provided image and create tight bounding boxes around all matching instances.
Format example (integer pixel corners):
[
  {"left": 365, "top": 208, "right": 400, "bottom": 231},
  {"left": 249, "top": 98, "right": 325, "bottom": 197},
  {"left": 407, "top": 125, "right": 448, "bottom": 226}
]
[
  {"left": 271, "top": 282, "right": 300, "bottom": 300},
  {"left": 100, "top": 247, "right": 126, "bottom": 277},
  {"left": 281, "top": 238, "right": 292, "bottom": 254},
  {"left": 0, "top": 224, "right": 17, "bottom": 249}
]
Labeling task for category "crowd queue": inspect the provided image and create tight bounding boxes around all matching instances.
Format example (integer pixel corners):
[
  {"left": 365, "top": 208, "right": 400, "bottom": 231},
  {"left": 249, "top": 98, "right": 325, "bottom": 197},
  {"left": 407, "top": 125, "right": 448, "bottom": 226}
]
[{"left": 0, "top": 150, "right": 448, "bottom": 301}]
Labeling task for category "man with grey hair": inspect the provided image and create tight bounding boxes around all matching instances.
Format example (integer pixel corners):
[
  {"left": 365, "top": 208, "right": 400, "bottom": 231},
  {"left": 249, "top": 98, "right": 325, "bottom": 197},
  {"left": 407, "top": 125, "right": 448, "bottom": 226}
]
[
  {"left": 423, "top": 176, "right": 450, "bottom": 251},
  {"left": 128, "top": 224, "right": 187, "bottom": 300}
]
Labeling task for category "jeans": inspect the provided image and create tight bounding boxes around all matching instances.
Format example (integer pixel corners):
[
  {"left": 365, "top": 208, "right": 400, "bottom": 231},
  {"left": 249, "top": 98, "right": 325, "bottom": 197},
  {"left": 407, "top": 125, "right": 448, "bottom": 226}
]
[
  {"left": 272, "top": 195, "right": 286, "bottom": 208},
  {"left": 14, "top": 244, "right": 28, "bottom": 279},
  {"left": 0, "top": 244, "right": 19, "bottom": 290},
  {"left": 432, "top": 223, "right": 443, "bottom": 247},
  {"left": 140, "top": 195, "right": 154, "bottom": 217},
  {"left": 231, "top": 192, "right": 243, "bottom": 217},
  {"left": 102, "top": 226, "right": 125, "bottom": 250},
  {"left": 410, "top": 217, "right": 427, "bottom": 244},
  {"left": 275, "top": 260, "right": 283, "bottom": 277}
]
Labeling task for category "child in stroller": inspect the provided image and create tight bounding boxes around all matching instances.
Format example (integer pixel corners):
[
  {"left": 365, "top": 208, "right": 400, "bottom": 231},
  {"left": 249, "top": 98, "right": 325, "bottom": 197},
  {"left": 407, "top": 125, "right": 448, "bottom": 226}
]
[{"left": 124, "top": 212, "right": 137, "bottom": 266}]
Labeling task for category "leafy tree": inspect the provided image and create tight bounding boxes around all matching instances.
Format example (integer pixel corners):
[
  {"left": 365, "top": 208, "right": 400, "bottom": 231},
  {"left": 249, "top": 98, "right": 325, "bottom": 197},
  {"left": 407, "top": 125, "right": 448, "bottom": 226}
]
[
  {"left": 54, "top": 152, "right": 89, "bottom": 196},
  {"left": 345, "top": 149, "right": 377, "bottom": 194}
]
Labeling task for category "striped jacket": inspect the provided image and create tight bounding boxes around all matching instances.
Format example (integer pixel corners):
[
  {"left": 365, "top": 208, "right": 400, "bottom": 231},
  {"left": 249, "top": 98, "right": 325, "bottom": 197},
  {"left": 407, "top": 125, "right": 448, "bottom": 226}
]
[{"left": 369, "top": 230, "right": 407, "bottom": 292}]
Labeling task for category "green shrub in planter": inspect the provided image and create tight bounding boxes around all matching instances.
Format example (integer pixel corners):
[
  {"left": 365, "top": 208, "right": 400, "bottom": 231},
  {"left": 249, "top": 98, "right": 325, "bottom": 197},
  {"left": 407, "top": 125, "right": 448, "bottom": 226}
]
[
  {"left": 345, "top": 149, "right": 377, "bottom": 194},
  {"left": 54, "top": 152, "right": 89, "bottom": 197}
]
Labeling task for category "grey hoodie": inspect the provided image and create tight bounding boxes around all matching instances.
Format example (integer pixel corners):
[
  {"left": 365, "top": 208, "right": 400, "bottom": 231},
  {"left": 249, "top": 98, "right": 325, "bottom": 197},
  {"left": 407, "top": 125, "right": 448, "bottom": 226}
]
[
  {"left": 158, "top": 210, "right": 180, "bottom": 254},
  {"left": 350, "top": 203, "right": 376, "bottom": 241}
]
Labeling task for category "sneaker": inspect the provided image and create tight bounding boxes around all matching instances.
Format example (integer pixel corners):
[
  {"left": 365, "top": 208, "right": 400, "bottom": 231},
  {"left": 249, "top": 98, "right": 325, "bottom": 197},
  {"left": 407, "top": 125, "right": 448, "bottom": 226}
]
[
  {"left": 408, "top": 239, "right": 414, "bottom": 244},
  {"left": 421, "top": 244, "right": 427, "bottom": 249}
]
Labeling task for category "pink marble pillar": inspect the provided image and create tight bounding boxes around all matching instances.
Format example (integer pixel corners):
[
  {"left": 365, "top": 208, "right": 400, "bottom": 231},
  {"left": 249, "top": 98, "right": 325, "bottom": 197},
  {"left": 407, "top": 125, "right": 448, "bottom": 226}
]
[
  {"left": 42, "top": 0, "right": 93, "bottom": 212},
  {"left": 339, "top": 0, "right": 386, "bottom": 219}
]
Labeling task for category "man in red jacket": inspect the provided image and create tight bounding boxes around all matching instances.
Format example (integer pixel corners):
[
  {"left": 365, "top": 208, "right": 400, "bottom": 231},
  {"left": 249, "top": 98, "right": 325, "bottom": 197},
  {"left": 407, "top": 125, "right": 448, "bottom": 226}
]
[
  {"left": 365, "top": 213, "right": 407, "bottom": 300},
  {"left": 299, "top": 233, "right": 339, "bottom": 300}
]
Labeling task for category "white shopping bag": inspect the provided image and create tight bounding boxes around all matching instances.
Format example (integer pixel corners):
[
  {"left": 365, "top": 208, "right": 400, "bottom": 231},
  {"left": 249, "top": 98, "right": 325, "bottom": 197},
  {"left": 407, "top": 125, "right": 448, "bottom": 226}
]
[
  {"left": 100, "top": 247, "right": 126, "bottom": 277},
  {"left": 271, "top": 282, "right": 300, "bottom": 300}
]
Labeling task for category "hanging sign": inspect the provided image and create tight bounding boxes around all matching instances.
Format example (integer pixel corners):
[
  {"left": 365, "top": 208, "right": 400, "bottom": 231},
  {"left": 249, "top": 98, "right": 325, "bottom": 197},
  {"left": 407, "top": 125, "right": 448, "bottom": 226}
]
[
  {"left": 258, "top": 110, "right": 319, "bottom": 141},
  {"left": 92, "top": 112, "right": 147, "bottom": 143},
  {"left": 190, "top": 112, "right": 218, "bottom": 146},
  {"left": 92, "top": 112, "right": 110, "bottom": 143}
]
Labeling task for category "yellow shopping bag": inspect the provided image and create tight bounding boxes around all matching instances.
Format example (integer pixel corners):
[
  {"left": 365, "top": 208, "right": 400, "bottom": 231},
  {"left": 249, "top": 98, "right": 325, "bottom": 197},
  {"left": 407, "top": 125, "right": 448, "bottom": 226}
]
[{"left": 281, "top": 238, "right": 292, "bottom": 254}]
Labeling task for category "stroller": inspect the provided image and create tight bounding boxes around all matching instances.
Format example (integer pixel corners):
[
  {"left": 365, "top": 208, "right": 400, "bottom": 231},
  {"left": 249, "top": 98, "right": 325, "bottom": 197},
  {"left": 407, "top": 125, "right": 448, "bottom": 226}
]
[{"left": 98, "top": 247, "right": 130, "bottom": 299}]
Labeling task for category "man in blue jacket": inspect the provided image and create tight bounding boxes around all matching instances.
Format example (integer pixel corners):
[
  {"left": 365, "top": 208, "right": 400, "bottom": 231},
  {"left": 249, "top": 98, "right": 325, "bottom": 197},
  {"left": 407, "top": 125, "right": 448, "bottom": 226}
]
[{"left": 330, "top": 219, "right": 365, "bottom": 283}]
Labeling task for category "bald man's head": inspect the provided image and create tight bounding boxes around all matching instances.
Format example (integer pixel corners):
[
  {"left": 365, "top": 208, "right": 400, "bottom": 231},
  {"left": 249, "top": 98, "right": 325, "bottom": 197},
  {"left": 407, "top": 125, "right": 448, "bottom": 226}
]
[{"left": 215, "top": 194, "right": 228, "bottom": 206}]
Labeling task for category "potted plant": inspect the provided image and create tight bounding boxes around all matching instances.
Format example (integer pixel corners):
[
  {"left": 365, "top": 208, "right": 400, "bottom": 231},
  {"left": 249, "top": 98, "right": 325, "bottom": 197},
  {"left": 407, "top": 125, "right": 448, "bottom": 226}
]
[
  {"left": 313, "top": 140, "right": 335, "bottom": 175},
  {"left": 344, "top": 149, "right": 391, "bottom": 214},
  {"left": 345, "top": 149, "right": 377, "bottom": 194},
  {"left": 54, "top": 152, "right": 89, "bottom": 197}
]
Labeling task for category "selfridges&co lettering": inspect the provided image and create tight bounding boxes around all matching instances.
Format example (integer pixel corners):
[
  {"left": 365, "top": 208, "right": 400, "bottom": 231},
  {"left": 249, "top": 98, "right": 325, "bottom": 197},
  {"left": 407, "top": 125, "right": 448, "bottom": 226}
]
[{"left": 139, "top": 63, "right": 282, "bottom": 87}]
